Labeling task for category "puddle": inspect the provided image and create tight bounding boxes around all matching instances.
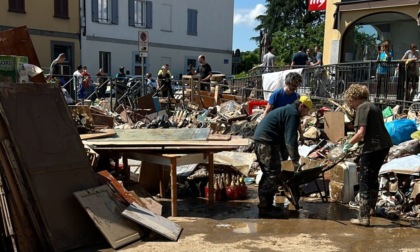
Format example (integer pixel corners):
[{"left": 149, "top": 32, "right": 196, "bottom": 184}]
[{"left": 232, "top": 222, "right": 258, "bottom": 234}]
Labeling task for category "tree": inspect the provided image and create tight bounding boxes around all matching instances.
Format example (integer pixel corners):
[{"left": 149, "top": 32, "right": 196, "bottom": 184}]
[
  {"left": 236, "top": 49, "right": 260, "bottom": 75},
  {"left": 254, "top": 0, "right": 325, "bottom": 65}
]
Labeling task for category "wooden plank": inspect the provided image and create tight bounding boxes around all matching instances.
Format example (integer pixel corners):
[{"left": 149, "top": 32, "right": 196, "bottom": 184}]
[
  {"left": 85, "top": 137, "right": 250, "bottom": 147},
  {"left": 324, "top": 111, "right": 345, "bottom": 143},
  {"left": 91, "top": 113, "right": 115, "bottom": 128},
  {"left": 0, "top": 83, "right": 101, "bottom": 251},
  {"left": 74, "top": 185, "right": 144, "bottom": 249},
  {"left": 96, "top": 170, "right": 162, "bottom": 216},
  {"left": 80, "top": 129, "right": 116, "bottom": 140},
  {"left": 122, "top": 203, "right": 183, "bottom": 241},
  {"left": 111, "top": 128, "right": 210, "bottom": 141}
]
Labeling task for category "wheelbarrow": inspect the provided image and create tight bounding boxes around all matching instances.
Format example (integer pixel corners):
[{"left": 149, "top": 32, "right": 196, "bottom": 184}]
[{"left": 280, "top": 153, "right": 348, "bottom": 209}]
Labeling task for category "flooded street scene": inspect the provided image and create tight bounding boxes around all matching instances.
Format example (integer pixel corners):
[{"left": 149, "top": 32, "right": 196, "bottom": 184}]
[{"left": 2, "top": 0, "right": 420, "bottom": 251}]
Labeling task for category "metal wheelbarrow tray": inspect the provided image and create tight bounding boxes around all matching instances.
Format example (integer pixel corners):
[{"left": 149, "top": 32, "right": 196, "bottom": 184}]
[{"left": 281, "top": 154, "right": 347, "bottom": 209}]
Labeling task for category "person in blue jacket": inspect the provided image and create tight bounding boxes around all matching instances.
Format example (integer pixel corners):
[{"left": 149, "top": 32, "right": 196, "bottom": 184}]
[
  {"left": 253, "top": 95, "right": 313, "bottom": 218},
  {"left": 261, "top": 72, "right": 302, "bottom": 119}
]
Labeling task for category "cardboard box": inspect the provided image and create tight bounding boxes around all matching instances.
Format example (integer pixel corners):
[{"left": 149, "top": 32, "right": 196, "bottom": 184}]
[{"left": 0, "top": 55, "right": 29, "bottom": 83}]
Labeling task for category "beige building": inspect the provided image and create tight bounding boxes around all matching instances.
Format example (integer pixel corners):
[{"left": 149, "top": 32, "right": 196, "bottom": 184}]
[
  {"left": 324, "top": 0, "right": 420, "bottom": 64},
  {"left": 0, "top": 0, "right": 80, "bottom": 74}
]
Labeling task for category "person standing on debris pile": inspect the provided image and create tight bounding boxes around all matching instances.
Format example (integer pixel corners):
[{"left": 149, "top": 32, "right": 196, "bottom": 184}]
[
  {"left": 194, "top": 55, "right": 212, "bottom": 91},
  {"left": 95, "top": 68, "right": 107, "bottom": 99},
  {"left": 375, "top": 40, "right": 392, "bottom": 98},
  {"left": 262, "top": 72, "right": 302, "bottom": 118},
  {"left": 253, "top": 96, "right": 313, "bottom": 218},
  {"left": 73, "top": 65, "right": 83, "bottom": 99},
  {"left": 343, "top": 84, "right": 392, "bottom": 226},
  {"left": 145, "top": 73, "right": 157, "bottom": 94},
  {"left": 157, "top": 65, "right": 174, "bottom": 98},
  {"left": 291, "top": 45, "right": 309, "bottom": 68},
  {"left": 401, "top": 43, "right": 420, "bottom": 100},
  {"left": 260, "top": 45, "right": 276, "bottom": 72}
]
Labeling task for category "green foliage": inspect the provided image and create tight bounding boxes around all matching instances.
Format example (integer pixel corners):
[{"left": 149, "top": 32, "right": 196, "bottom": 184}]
[
  {"left": 253, "top": 0, "right": 325, "bottom": 65},
  {"left": 353, "top": 25, "right": 377, "bottom": 60},
  {"left": 235, "top": 49, "right": 260, "bottom": 74},
  {"left": 271, "top": 22, "right": 325, "bottom": 64}
]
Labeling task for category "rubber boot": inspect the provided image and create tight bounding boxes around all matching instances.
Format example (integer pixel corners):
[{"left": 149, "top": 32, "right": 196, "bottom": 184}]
[{"left": 350, "top": 198, "right": 370, "bottom": 227}]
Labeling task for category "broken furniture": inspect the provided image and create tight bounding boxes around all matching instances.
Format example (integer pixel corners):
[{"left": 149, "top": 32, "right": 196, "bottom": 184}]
[{"left": 84, "top": 128, "right": 249, "bottom": 217}]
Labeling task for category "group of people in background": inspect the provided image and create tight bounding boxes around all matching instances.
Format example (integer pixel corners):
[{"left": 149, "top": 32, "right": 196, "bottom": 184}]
[
  {"left": 49, "top": 53, "right": 213, "bottom": 103},
  {"left": 260, "top": 45, "right": 323, "bottom": 72}
]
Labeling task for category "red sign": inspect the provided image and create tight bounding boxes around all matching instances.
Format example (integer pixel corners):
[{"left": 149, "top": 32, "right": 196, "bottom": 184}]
[{"left": 308, "top": 0, "right": 326, "bottom": 11}]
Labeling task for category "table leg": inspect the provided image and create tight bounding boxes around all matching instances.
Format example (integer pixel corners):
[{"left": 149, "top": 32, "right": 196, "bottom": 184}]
[
  {"left": 170, "top": 157, "right": 177, "bottom": 217},
  {"left": 208, "top": 152, "right": 214, "bottom": 208},
  {"left": 159, "top": 165, "right": 165, "bottom": 198},
  {"left": 122, "top": 155, "right": 129, "bottom": 180}
]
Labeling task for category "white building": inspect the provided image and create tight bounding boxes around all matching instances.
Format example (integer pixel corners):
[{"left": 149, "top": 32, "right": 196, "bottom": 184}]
[{"left": 80, "top": 0, "right": 234, "bottom": 79}]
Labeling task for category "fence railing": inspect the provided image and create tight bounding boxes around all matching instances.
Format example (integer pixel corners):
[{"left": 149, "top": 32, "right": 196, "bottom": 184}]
[{"left": 232, "top": 61, "right": 420, "bottom": 109}]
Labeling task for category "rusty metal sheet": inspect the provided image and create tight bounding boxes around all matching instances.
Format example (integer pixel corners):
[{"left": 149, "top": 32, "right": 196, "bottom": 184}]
[
  {"left": 0, "top": 26, "right": 46, "bottom": 83},
  {"left": 0, "top": 83, "right": 101, "bottom": 251},
  {"left": 74, "top": 185, "right": 144, "bottom": 249}
]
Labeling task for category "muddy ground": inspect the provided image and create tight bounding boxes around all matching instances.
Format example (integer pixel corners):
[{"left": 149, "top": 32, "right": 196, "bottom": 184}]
[{"left": 87, "top": 184, "right": 420, "bottom": 252}]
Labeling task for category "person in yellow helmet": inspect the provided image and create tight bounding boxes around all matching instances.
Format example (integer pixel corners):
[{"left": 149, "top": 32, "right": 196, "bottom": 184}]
[{"left": 253, "top": 95, "right": 313, "bottom": 218}]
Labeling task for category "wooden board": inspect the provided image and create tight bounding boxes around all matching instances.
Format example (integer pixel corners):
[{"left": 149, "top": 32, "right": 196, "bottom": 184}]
[
  {"left": 74, "top": 185, "right": 144, "bottom": 249},
  {"left": 324, "top": 111, "right": 345, "bottom": 143},
  {"left": 122, "top": 203, "right": 183, "bottom": 241},
  {"left": 112, "top": 128, "right": 210, "bottom": 141},
  {"left": 91, "top": 113, "right": 115, "bottom": 128},
  {"left": 85, "top": 137, "right": 249, "bottom": 147},
  {"left": 0, "top": 26, "right": 46, "bottom": 83},
  {"left": 97, "top": 170, "right": 162, "bottom": 215},
  {"left": 0, "top": 83, "right": 101, "bottom": 251},
  {"left": 80, "top": 128, "right": 117, "bottom": 140},
  {"left": 68, "top": 105, "right": 95, "bottom": 131}
]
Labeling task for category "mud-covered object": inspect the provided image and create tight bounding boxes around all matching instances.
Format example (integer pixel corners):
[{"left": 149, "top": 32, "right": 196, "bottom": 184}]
[
  {"left": 231, "top": 121, "right": 258, "bottom": 137},
  {"left": 387, "top": 139, "right": 420, "bottom": 162},
  {"left": 147, "top": 114, "right": 174, "bottom": 128}
]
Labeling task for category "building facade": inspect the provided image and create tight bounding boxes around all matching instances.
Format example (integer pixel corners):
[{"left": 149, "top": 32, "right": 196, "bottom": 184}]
[
  {"left": 323, "top": 0, "right": 420, "bottom": 64},
  {"left": 80, "top": 0, "right": 234, "bottom": 79},
  {"left": 0, "top": 0, "right": 80, "bottom": 75}
]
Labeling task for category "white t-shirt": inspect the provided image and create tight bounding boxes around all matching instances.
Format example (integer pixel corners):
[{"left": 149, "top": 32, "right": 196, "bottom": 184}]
[{"left": 403, "top": 49, "right": 420, "bottom": 59}]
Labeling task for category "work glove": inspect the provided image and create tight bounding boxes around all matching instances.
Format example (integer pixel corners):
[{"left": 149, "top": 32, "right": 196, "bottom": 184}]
[{"left": 342, "top": 140, "right": 353, "bottom": 153}]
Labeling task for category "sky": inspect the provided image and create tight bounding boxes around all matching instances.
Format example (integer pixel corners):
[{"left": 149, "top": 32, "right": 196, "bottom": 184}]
[{"left": 233, "top": 1, "right": 267, "bottom": 52}]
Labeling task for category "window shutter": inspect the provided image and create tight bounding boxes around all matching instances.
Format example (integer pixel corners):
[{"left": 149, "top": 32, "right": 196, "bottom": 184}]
[
  {"left": 188, "top": 9, "right": 197, "bottom": 35},
  {"left": 128, "top": 0, "right": 134, "bottom": 26},
  {"left": 187, "top": 9, "right": 192, "bottom": 34},
  {"left": 192, "top": 9, "right": 197, "bottom": 35},
  {"left": 146, "top": 1, "right": 153, "bottom": 28},
  {"left": 111, "top": 0, "right": 118, "bottom": 24},
  {"left": 92, "top": 0, "right": 99, "bottom": 22}
]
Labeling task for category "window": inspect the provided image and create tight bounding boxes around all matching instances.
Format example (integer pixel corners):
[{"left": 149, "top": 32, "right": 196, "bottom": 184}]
[
  {"left": 99, "top": 51, "right": 111, "bottom": 75},
  {"left": 8, "top": 0, "right": 25, "bottom": 13},
  {"left": 92, "top": 0, "right": 118, "bottom": 24},
  {"left": 129, "top": 0, "right": 153, "bottom": 28},
  {"left": 54, "top": 0, "right": 68, "bottom": 19},
  {"left": 161, "top": 4, "right": 172, "bottom": 32},
  {"left": 187, "top": 9, "right": 198, "bottom": 35}
]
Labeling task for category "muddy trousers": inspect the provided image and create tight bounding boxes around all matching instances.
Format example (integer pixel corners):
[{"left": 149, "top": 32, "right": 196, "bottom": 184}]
[
  {"left": 254, "top": 142, "right": 282, "bottom": 209},
  {"left": 358, "top": 148, "right": 390, "bottom": 219}
]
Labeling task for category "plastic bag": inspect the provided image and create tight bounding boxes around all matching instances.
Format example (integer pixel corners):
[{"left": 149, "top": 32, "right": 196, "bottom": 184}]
[{"left": 385, "top": 119, "right": 417, "bottom": 145}]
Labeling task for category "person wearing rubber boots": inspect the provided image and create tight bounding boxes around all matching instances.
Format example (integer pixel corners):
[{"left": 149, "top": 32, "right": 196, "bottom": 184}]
[
  {"left": 253, "top": 96, "right": 313, "bottom": 218},
  {"left": 343, "top": 84, "right": 392, "bottom": 226}
]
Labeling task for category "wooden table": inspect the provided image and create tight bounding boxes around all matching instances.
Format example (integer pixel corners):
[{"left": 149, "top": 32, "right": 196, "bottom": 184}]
[{"left": 84, "top": 129, "right": 249, "bottom": 217}]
